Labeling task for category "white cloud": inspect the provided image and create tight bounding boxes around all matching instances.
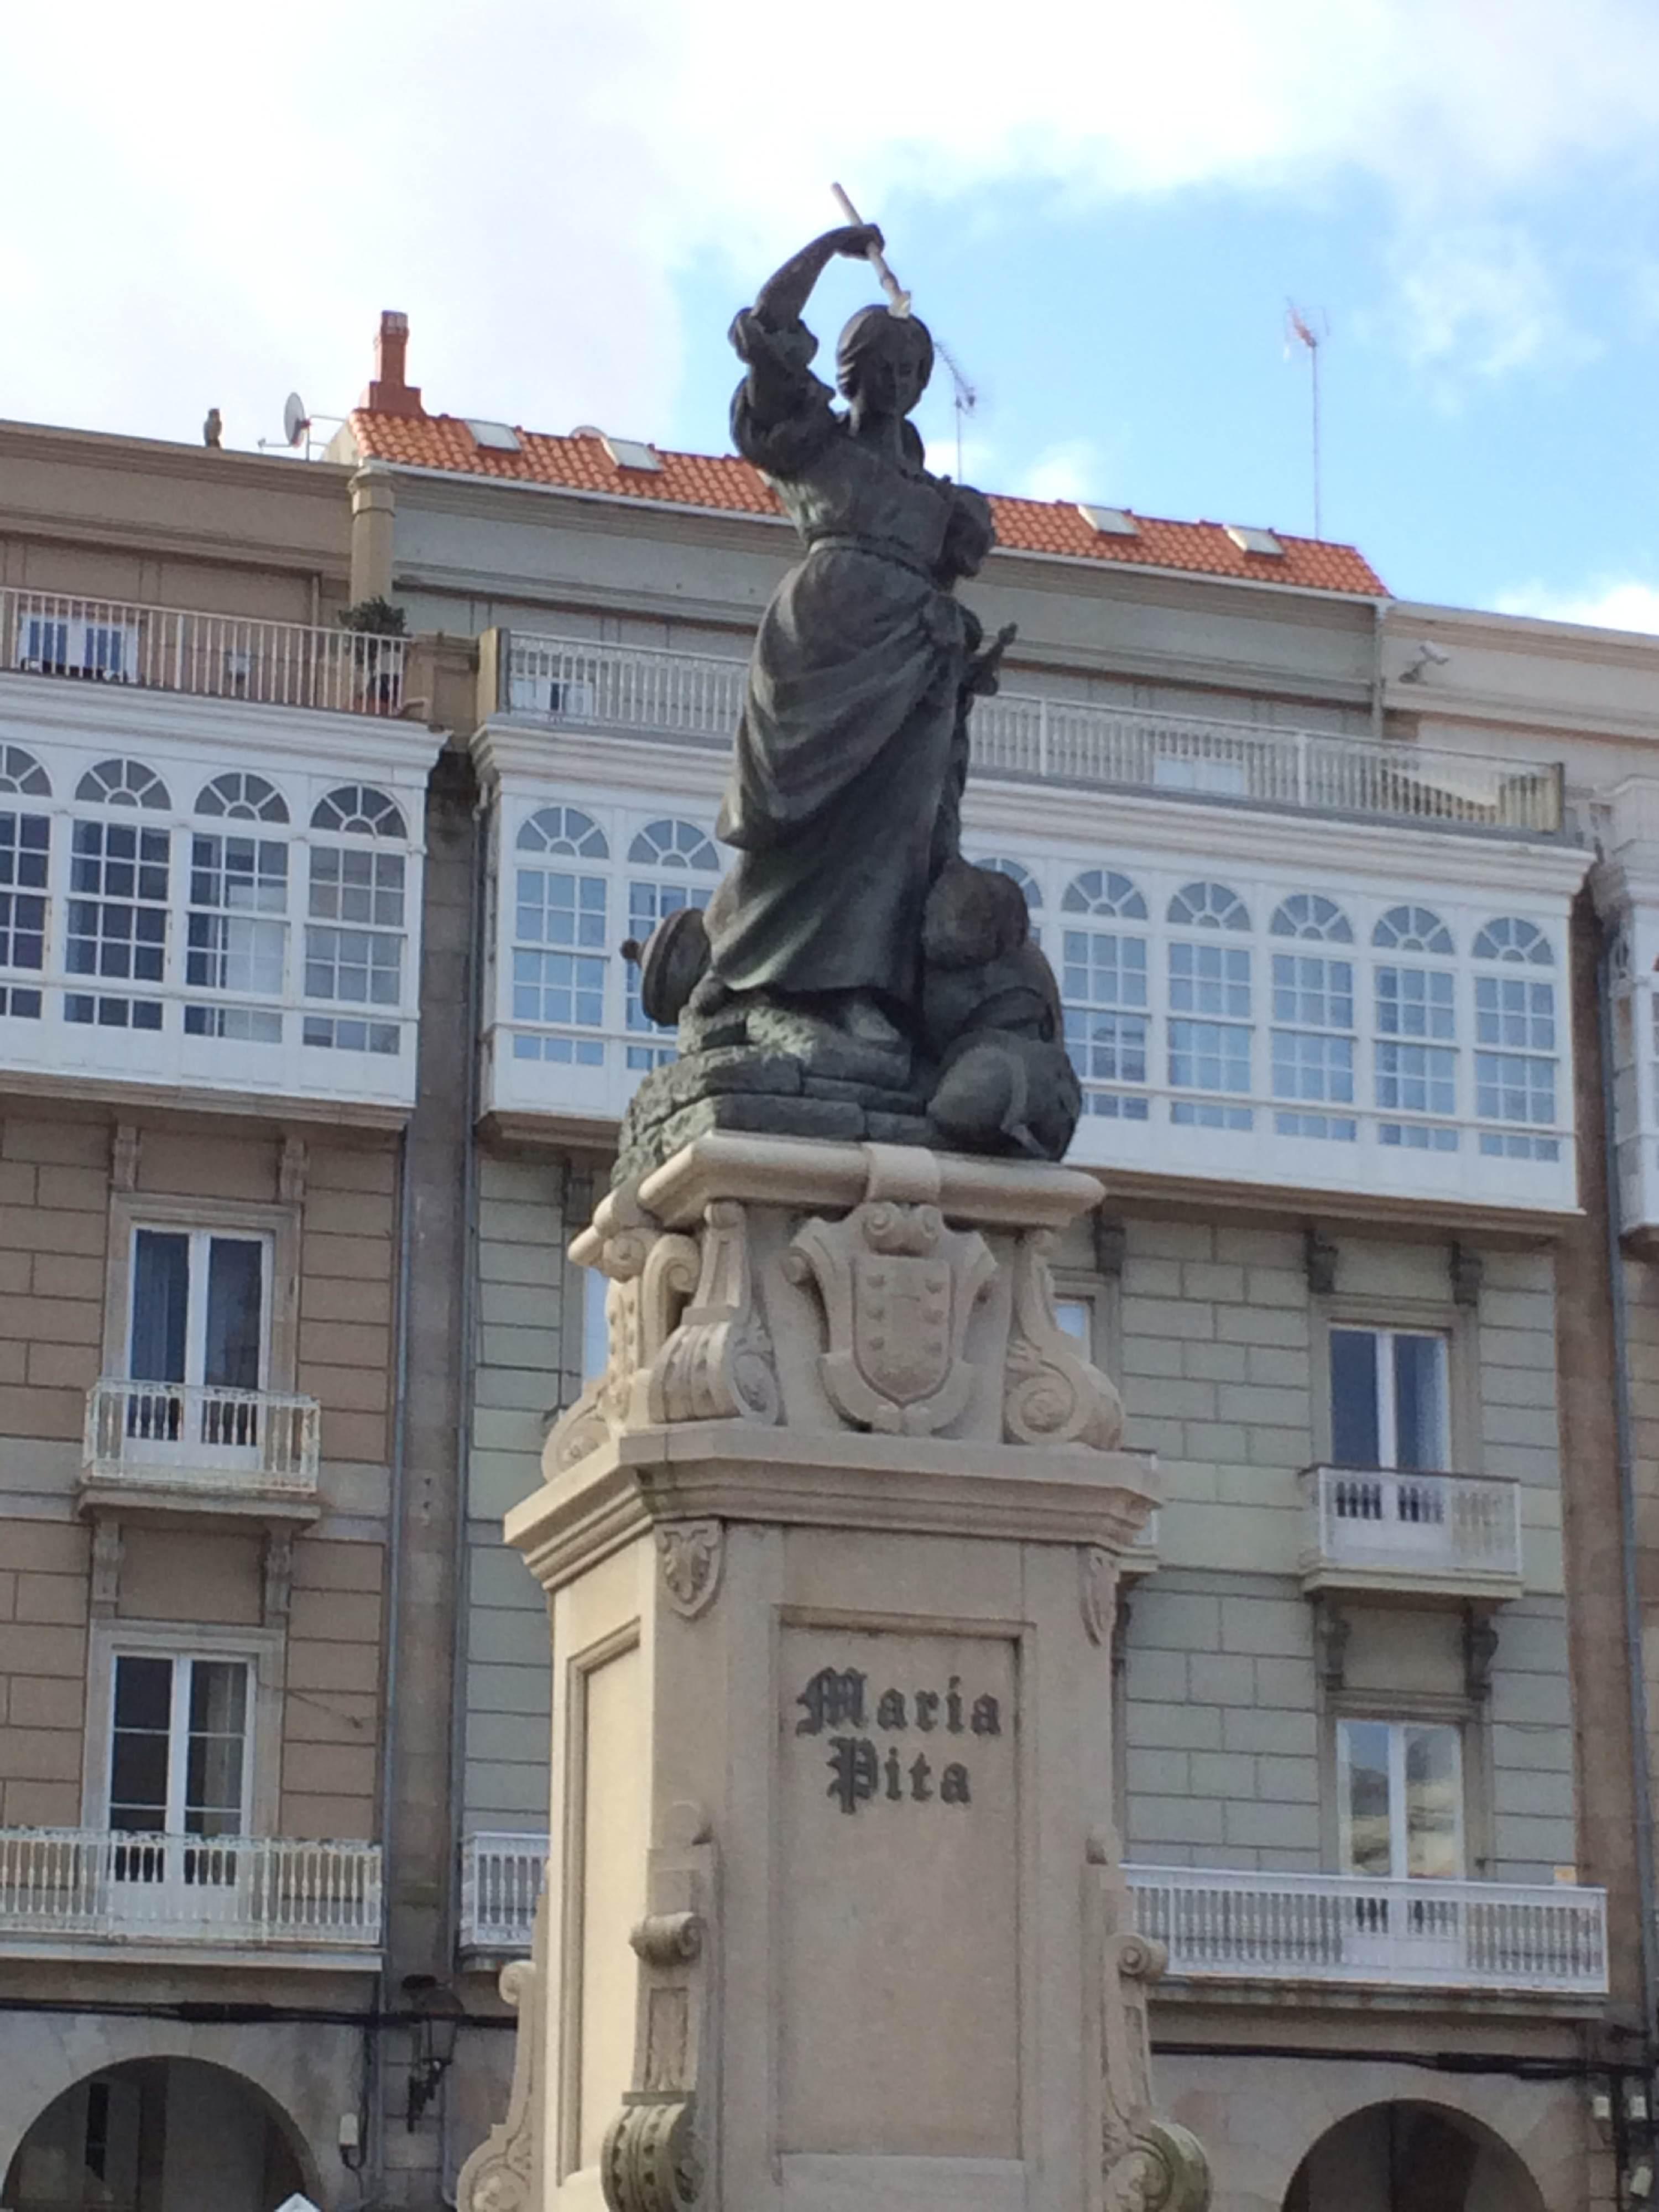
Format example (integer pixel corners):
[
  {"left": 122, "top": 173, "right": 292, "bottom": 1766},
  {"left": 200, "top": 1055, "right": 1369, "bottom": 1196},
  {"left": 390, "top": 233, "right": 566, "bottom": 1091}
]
[
  {"left": 6, "top": 0, "right": 1659, "bottom": 446},
  {"left": 1385, "top": 226, "right": 1597, "bottom": 387},
  {"left": 1495, "top": 580, "right": 1659, "bottom": 634},
  {"left": 1016, "top": 441, "right": 1111, "bottom": 504}
]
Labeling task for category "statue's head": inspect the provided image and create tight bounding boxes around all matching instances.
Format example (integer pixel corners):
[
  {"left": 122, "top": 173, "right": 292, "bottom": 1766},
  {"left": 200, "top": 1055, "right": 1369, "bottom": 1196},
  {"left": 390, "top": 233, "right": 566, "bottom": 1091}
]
[{"left": 836, "top": 306, "right": 934, "bottom": 417}]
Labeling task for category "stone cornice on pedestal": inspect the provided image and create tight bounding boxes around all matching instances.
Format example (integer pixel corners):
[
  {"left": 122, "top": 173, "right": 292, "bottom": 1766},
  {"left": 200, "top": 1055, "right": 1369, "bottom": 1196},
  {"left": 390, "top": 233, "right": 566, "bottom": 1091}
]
[{"left": 505, "top": 1422, "right": 1157, "bottom": 1594}]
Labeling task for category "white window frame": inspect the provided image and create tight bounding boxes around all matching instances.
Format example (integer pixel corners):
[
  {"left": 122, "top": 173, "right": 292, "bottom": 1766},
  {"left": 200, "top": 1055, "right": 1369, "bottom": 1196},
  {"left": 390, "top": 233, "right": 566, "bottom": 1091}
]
[
  {"left": 84, "top": 1618, "right": 285, "bottom": 1837},
  {"left": 125, "top": 1223, "right": 274, "bottom": 1394},
  {"left": 1327, "top": 1322, "right": 1452, "bottom": 1472},
  {"left": 105, "top": 1648, "right": 255, "bottom": 1835},
  {"left": 103, "top": 1192, "right": 301, "bottom": 1397},
  {"left": 1335, "top": 1714, "right": 1465, "bottom": 1880}
]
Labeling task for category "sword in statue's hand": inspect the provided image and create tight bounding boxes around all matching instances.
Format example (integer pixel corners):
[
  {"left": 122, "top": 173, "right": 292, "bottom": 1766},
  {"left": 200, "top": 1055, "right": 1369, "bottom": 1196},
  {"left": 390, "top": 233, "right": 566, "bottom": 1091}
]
[{"left": 831, "top": 182, "right": 912, "bottom": 318}]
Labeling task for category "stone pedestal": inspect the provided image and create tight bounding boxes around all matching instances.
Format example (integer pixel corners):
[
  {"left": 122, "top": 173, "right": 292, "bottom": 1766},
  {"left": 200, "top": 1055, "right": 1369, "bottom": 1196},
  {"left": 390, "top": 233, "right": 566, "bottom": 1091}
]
[{"left": 458, "top": 1135, "right": 1208, "bottom": 2212}]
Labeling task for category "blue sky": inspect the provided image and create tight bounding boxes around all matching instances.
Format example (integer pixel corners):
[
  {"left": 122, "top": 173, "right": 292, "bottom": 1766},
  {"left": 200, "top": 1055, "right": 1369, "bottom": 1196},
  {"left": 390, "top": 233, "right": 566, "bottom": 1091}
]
[{"left": 8, "top": 0, "right": 1659, "bottom": 626}]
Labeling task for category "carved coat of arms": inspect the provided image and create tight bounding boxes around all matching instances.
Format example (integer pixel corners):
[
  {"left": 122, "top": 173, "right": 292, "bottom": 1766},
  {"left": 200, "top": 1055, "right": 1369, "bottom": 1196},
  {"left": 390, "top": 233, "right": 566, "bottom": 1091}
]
[{"left": 785, "top": 1196, "right": 994, "bottom": 1435}]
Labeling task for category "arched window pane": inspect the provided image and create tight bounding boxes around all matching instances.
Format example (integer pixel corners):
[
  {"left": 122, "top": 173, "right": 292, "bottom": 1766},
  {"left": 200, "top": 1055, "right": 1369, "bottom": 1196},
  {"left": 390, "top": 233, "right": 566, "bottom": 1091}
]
[
  {"left": 518, "top": 805, "right": 607, "bottom": 859},
  {"left": 1373, "top": 905, "right": 1454, "bottom": 956},
  {"left": 0, "top": 746, "right": 50, "bottom": 798},
  {"left": 311, "top": 785, "right": 407, "bottom": 839},
  {"left": 981, "top": 858, "right": 1042, "bottom": 908},
  {"left": 1168, "top": 880, "right": 1250, "bottom": 931},
  {"left": 76, "top": 758, "right": 170, "bottom": 810},
  {"left": 197, "top": 772, "right": 288, "bottom": 823},
  {"left": 1270, "top": 893, "right": 1353, "bottom": 943},
  {"left": 1063, "top": 869, "right": 1145, "bottom": 920},
  {"left": 627, "top": 818, "right": 718, "bottom": 870},
  {"left": 1472, "top": 917, "right": 1552, "bottom": 964}
]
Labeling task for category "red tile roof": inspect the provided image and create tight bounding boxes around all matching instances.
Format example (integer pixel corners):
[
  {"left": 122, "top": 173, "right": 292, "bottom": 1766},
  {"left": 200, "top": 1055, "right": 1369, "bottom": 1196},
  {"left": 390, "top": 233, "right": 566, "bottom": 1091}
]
[{"left": 349, "top": 410, "right": 1386, "bottom": 597}]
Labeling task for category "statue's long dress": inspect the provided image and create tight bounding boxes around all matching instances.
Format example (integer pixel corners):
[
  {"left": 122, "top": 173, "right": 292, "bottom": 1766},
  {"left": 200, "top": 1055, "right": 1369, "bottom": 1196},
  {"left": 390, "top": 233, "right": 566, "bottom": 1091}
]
[{"left": 705, "top": 310, "right": 989, "bottom": 1014}]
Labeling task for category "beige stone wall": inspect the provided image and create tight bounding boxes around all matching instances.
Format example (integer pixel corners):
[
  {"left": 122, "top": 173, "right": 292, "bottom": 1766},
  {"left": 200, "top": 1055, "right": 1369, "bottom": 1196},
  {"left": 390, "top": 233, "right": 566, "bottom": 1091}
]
[
  {"left": 0, "top": 1103, "right": 397, "bottom": 1844},
  {"left": 0, "top": 1519, "right": 89, "bottom": 1829}
]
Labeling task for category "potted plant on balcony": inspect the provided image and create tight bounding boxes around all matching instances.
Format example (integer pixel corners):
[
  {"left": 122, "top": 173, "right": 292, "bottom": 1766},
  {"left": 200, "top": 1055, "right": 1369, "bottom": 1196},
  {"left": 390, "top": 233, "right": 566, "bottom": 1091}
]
[{"left": 337, "top": 597, "right": 406, "bottom": 712}]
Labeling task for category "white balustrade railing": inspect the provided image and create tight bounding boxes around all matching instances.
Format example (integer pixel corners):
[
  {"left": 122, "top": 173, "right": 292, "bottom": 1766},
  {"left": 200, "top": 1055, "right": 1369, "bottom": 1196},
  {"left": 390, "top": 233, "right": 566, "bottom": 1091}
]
[
  {"left": 1, "top": 588, "right": 406, "bottom": 716},
  {"left": 1125, "top": 1866, "right": 1606, "bottom": 1995},
  {"left": 499, "top": 631, "right": 1563, "bottom": 836},
  {"left": 84, "top": 1379, "right": 321, "bottom": 1497},
  {"left": 460, "top": 1832, "right": 547, "bottom": 1952},
  {"left": 1302, "top": 1464, "right": 1522, "bottom": 1583},
  {"left": 0, "top": 1830, "right": 382, "bottom": 1949}
]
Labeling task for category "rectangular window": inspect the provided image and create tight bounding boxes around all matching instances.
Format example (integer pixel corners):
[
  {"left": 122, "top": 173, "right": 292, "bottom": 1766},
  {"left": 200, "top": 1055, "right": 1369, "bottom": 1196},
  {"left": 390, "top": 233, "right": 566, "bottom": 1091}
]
[
  {"left": 109, "top": 1652, "right": 251, "bottom": 1837},
  {"left": 1063, "top": 928, "right": 1150, "bottom": 1119},
  {"left": 1272, "top": 952, "right": 1355, "bottom": 1140},
  {"left": 184, "top": 833, "right": 286, "bottom": 1046},
  {"left": 625, "top": 878, "right": 712, "bottom": 1070},
  {"left": 1169, "top": 941, "right": 1251, "bottom": 1129},
  {"left": 304, "top": 847, "right": 404, "bottom": 1055},
  {"left": 0, "top": 806, "right": 48, "bottom": 1019},
  {"left": 125, "top": 1227, "right": 270, "bottom": 1459},
  {"left": 512, "top": 864, "right": 607, "bottom": 1066},
  {"left": 1375, "top": 965, "right": 1457, "bottom": 1150},
  {"left": 1329, "top": 1326, "right": 1449, "bottom": 1471},
  {"left": 1474, "top": 973, "right": 1558, "bottom": 1160},
  {"left": 1337, "top": 1717, "right": 1463, "bottom": 1879},
  {"left": 65, "top": 820, "right": 168, "bottom": 1030}
]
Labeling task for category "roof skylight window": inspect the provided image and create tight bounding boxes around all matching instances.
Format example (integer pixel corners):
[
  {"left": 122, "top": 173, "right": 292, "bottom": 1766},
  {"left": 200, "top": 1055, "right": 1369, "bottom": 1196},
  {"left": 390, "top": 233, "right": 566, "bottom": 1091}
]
[
  {"left": 1225, "top": 524, "right": 1285, "bottom": 557},
  {"left": 602, "top": 435, "right": 664, "bottom": 474},
  {"left": 465, "top": 419, "right": 522, "bottom": 452},
  {"left": 1078, "top": 504, "right": 1140, "bottom": 538}
]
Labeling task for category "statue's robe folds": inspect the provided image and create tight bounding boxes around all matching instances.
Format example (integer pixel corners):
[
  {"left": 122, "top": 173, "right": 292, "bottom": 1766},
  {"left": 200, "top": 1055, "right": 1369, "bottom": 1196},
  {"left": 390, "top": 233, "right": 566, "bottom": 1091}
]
[{"left": 706, "top": 310, "right": 992, "bottom": 1013}]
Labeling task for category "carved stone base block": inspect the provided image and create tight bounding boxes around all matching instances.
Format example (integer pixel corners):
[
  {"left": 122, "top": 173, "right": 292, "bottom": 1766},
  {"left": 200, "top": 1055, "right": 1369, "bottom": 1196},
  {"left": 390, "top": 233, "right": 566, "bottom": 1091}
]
[{"left": 480, "top": 1135, "right": 1205, "bottom": 2212}]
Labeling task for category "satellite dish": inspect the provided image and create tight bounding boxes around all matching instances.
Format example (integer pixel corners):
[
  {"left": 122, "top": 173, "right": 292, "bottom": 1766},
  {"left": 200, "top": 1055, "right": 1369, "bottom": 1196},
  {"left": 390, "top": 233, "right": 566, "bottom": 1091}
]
[{"left": 283, "top": 393, "right": 310, "bottom": 448}]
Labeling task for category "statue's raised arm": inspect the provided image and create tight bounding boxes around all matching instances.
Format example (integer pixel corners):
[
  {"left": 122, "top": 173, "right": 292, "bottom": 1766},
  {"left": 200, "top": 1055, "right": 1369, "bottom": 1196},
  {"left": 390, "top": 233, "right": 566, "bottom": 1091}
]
[{"left": 619, "top": 223, "right": 1081, "bottom": 1176}]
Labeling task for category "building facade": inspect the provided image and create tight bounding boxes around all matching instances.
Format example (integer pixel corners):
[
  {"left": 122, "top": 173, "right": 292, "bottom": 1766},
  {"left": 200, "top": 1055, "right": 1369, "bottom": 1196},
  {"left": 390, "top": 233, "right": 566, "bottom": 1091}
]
[{"left": 3, "top": 310, "right": 1659, "bottom": 2210}]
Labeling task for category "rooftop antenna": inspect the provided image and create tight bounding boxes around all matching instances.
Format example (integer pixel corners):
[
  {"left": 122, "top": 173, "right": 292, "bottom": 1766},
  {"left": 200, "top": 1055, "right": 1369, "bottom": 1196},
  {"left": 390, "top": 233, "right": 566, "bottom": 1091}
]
[
  {"left": 831, "top": 182, "right": 981, "bottom": 479},
  {"left": 1285, "top": 302, "right": 1328, "bottom": 539}
]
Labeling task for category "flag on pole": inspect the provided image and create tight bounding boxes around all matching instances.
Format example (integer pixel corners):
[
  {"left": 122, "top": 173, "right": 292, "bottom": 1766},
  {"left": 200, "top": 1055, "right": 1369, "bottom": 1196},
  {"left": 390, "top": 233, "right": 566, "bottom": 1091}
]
[{"left": 1286, "top": 302, "right": 1319, "bottom": 353}]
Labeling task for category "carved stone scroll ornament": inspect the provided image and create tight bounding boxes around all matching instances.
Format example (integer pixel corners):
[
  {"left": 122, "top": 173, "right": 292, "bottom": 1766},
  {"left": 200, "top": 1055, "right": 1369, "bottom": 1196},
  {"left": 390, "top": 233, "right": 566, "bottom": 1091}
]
[
  {"left": 1087, "top": 1834, "right": 1211, "bottom": 2212},
  {"left": 545, "top": 1189, "right": 700, "bottom": 1474},
  {"left": 656, "top": 1522, "right": 725, "bottom": 1619},
  {"left": 456, "top": 1909, "right": 546, "bottom": 2212},
  {"left": 784, "top": 1145, "right": 995, "bottom": 1437},
  {"left": 1004, "top": 1228, "right": 1124, "bottom": 1450},
  {"left": 602, "top": 1809, "right": 717, "bottom": 2212},
  {"left": 648, "top": 1199, "right": 781, "bottom": 1427}
]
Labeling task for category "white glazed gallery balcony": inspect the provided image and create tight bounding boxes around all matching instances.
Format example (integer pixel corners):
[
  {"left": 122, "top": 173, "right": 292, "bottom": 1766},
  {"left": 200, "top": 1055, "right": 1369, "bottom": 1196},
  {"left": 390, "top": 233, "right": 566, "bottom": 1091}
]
[
  {"left": 1298, "top": 1464, "right": 1524, "bottom": 1603},
  {"left": 1125, "top": 1865, "right": 1606, "bottom": 1999},
  {"left": 459, "top": 1831, "right": 547, "bottom": 1955},
  {"left": 1, "top": 588, "right": 406, "bottom": 718},
  {"left": 81, "top": 1379, "right": 321, "bottom": 1521},
  {"left": 0, "top": 1829, "right": 382, "bottom": 1959}
]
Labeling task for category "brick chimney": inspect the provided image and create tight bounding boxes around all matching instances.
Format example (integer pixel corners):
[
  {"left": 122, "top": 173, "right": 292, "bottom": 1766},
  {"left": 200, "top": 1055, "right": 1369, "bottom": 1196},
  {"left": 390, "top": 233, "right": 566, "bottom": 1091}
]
[{"left": 360, "top": 310, "right": 424, "bottom": 418}]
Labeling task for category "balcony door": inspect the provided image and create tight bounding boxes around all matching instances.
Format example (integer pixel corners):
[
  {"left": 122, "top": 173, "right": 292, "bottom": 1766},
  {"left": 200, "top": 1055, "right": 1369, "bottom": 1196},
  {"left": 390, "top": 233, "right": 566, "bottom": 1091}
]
[
  {"left": 106, "top": 1653, "right": 252, "bottom": 1928},
  {"left": 124, "top": 1227, "right": 270, "bottom": 1468},
  {"left": 1327, "top": 1326, "right": 1451, "bottom": 1555},
  {"left": 1337, "top": 1717, "right": 1465, "bottom": 1973}
]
